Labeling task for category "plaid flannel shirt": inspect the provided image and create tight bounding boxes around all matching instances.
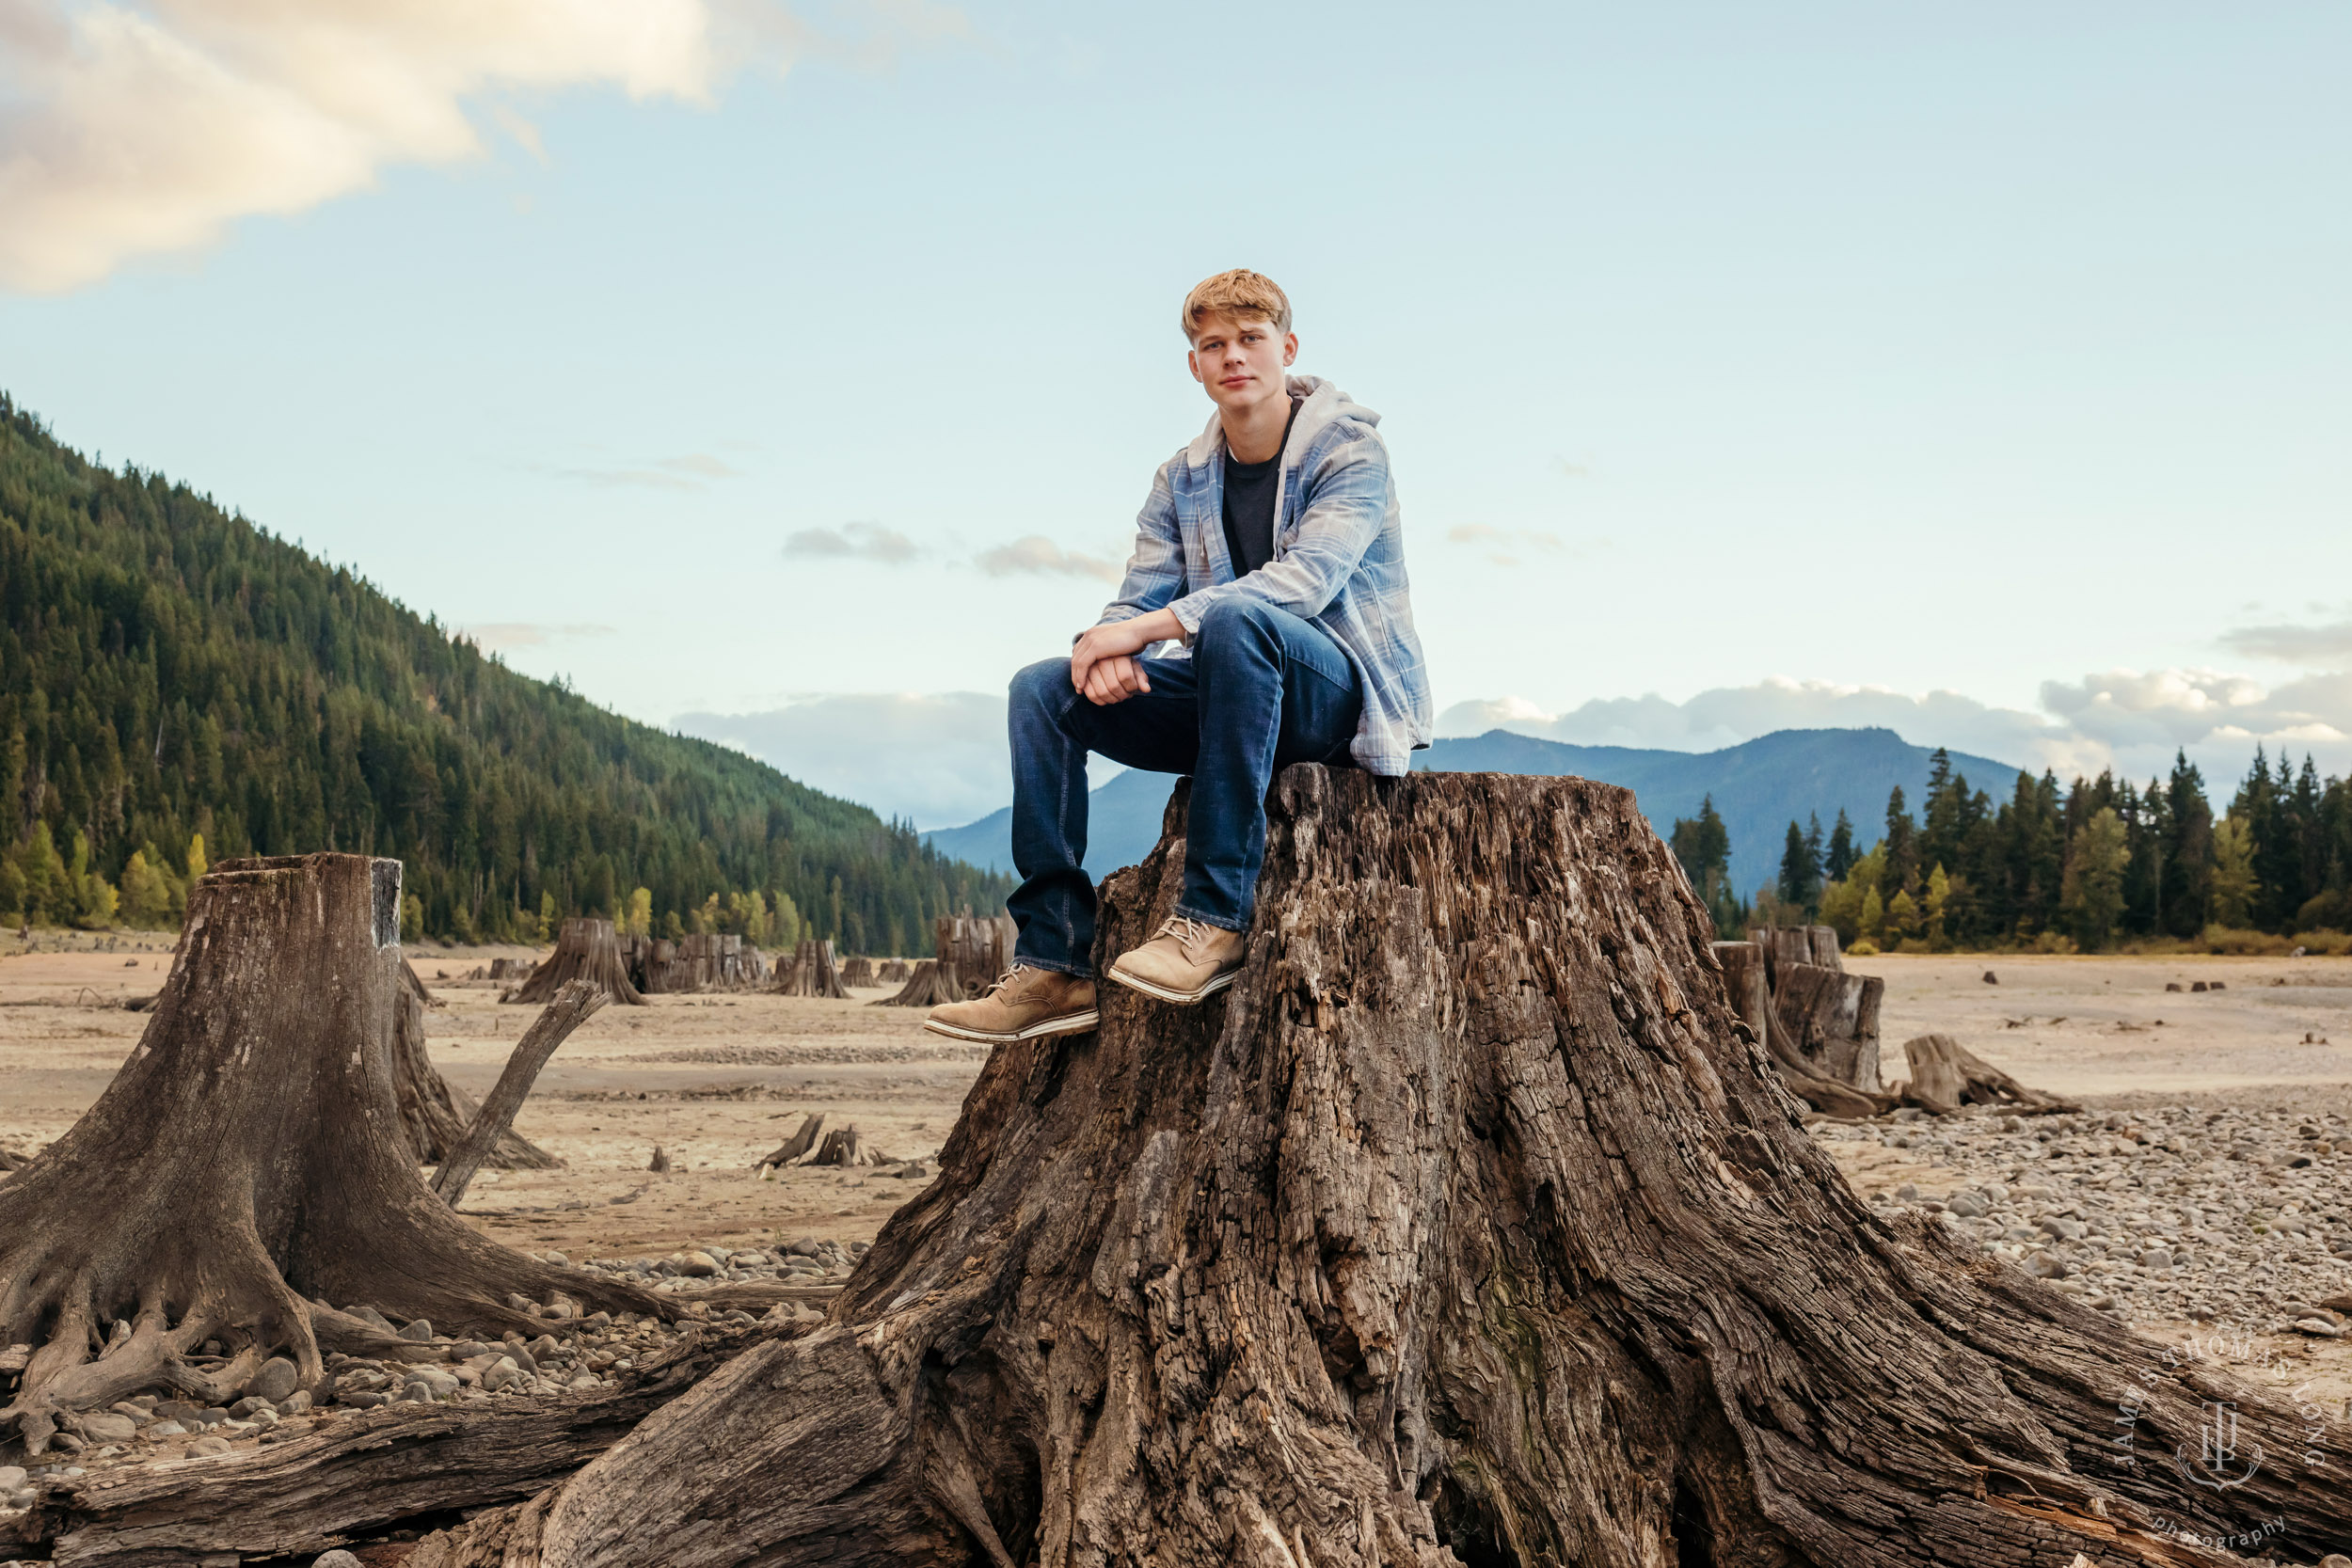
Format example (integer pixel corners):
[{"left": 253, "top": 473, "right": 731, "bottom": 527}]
[{"left": 1096, "top": 375, "right": 1433, "bottom": 776}]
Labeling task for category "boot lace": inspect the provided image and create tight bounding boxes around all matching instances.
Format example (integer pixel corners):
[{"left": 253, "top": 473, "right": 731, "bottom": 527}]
[
  {"left": 981, "top": 964, "right": 1036, "bottom": 997},
  {"left": 1155, "top": 916, "right": 1216, "bottom": 958}
]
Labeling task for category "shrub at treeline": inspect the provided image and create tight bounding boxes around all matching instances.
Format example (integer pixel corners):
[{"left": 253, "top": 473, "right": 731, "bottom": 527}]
[
  {"left": 0, "top": 393, "right": 1012, "bottom": 950},
  {"left": 1673, "top": 747, "right": 2352, "bottom": 955}
]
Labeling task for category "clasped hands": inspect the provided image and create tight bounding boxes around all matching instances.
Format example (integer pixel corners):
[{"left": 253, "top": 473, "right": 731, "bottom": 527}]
[{"left": 1069, "top": 609, "right": 1185, "bottom": 706}]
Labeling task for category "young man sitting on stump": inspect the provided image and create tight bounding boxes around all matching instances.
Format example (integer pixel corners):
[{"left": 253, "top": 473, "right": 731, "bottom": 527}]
[{"left": 927, "top": 269, "right": 1432, "bottom": 1043}]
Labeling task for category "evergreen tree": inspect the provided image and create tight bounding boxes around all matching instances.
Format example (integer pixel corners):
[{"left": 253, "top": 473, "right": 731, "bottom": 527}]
[
  {"left": 1668, "top": 797, "right": 1731, "bottom": 892},
  {"left": 2162, "top": 751, "right": 2213, "bottom": 937},
  {"left": 2287, "top": 755, "right": 2326, "bottom": 922},
  {"left": 2231, "top": 749, "right": 2286, "bottom": 930},
  {"left": 1883, "top": 786, "right": 1919, "bottom": 895},
  {"left": 2298, "top": 773, "right": 2352, "bottom": 931},
  {"left": 1824, "top": 809, "right": 1856, "bottom": 883},
  {"left": 1778, "top": 819, "right": 1822, "bottom": 912},
  {"left": 1919, "top": 749, "right": 1964, "bottom": 875},
  {"left": 2115, "top": 778, "right": 2171, "bottom": 940}
]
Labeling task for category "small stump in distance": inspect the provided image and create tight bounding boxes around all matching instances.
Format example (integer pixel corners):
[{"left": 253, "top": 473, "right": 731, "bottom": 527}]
[{"left": 508, "top": 917, "right": 644, "bottom": 1006}]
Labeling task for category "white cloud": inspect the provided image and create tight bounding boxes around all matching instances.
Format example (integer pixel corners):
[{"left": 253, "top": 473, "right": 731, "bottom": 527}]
[
  {"left": 1440, "top": 668, "right": 2352, "bottom": 786},
  {"left": 2219, "top": 609, "right": 2352, "bottom": 666},
  {"left": 975, "top": 535, "right": 1121, "bottom": 582},
  {"left": 783, "top": 521, "right": 918, "bottom": 564},
  {"left": 0, "top": 0, "right": 967, "bottom": 293},
  {"left": 2038, "top": 669, "right": 2352, "bottom": 767}
]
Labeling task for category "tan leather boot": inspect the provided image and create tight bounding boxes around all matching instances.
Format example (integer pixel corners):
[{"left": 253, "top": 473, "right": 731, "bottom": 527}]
[
  {"left": 923, "top": 965, "right": 1099, "bottom": 1043},
  {"left": 1106, "top": 916, "right": 1246, "bottom": 1004}
]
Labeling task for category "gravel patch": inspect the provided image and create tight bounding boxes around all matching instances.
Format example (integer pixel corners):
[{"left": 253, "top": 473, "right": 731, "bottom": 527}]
[{"left": 1815, "top": 1101, "right": 2352, "bottom": 1331}]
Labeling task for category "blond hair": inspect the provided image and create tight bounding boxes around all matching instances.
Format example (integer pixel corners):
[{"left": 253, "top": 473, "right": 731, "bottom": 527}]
[{"left": 1180, "top": 269, "right": 1292, "bottom": 342}]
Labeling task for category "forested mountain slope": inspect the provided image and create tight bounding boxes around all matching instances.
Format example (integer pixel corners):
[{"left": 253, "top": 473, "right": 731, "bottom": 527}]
[{"left": 0, "top": 392, "right": 1009, "bottom": 950}]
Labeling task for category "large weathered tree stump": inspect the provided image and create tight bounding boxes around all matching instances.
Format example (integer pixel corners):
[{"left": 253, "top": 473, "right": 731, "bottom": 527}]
[
  {"left": 497, "top": 770, "right": 2348, "bottom": 1567},
  {"left": 0, "top": 855, "right": 672, "bottom": 1455},
  {"left": 508, "top": 917, "right": 644, "bottom": 1006}
]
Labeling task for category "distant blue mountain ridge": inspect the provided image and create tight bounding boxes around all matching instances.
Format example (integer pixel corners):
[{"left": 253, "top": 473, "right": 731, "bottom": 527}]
[{"left": 920, "top": 726, "right": 2026, "bottom": 900}]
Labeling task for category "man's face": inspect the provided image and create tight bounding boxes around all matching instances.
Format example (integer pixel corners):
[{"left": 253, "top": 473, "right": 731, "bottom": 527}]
[{"left": 1187, "top": 311, "right": 1297, "bottom": 417}]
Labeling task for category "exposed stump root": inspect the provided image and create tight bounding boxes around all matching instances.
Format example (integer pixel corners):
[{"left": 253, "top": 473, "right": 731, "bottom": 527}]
[
  {"left": 14, "top": 1323, "right": 776, "bottom": 1566},
  {"left": 475, "top": 767, "right": 2352, "bottom": 1568},
  {"left": 0, "top": 855, "right": 675, "bottom": 1457}
]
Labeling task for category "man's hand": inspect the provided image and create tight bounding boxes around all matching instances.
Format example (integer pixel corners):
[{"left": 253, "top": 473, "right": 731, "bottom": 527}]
[
  {"left": 1080, "top": 653, "right": 1150, "bottom": 705},
  {"left": 1071, "top": 610, "right": 1184, "bottom": 705}
]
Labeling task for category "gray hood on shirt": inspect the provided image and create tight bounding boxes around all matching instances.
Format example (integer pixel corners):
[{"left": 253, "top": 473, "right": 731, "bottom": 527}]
[{"left": 1183, "top": 375, "right": 1377, "bottom": 476}]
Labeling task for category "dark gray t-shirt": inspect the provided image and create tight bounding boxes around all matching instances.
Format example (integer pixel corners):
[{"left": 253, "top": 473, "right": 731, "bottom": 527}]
[{"left": 1219, "top": 397, "right": 1300, "bottom": 577}]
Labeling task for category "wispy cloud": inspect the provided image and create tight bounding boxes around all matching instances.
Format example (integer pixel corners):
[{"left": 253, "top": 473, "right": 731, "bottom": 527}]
[
  {"left": 0, "top": 0, "right": 969, "bottom": 293},
  {"left": 975, "top": 535, "right": 1121, "bottom": 582},
  {"left": 557, "top": 451, "right": 743, "bottom": 490},
  {"left": 784, "top": 521, "right": 919, "bottom": 564},
  {"left": 2219, "top": 609, "right": 2352, "bottom": 666},
  {"left": 460, "top": 621, "right": 616, "bottom": 651}
]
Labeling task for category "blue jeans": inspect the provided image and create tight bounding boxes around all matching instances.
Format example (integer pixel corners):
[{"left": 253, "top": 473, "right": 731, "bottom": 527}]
[{"left": 1006, "top": 598, "right": 1364, "bottom": 977}]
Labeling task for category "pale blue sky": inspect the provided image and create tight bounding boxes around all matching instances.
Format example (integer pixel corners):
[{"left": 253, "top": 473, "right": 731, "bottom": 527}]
[{"left": 4, "top": 1, "right": 2348, "bottom": 826}]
